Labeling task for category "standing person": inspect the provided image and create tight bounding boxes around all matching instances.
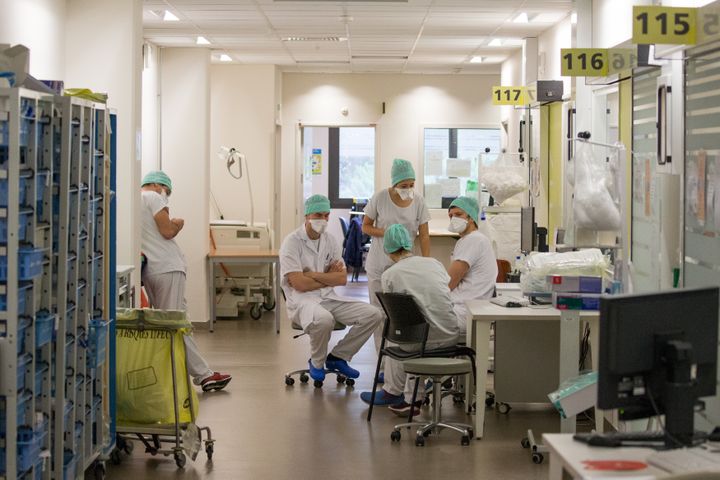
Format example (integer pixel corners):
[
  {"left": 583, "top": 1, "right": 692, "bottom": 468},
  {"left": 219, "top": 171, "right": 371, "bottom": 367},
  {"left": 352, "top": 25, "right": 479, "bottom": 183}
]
[
  {"left": 446, "top": 196, "right": 497, "bottom": 334},
  {"left": 362, "top": 159, "right": 431, "bottom": 365},
  {"left": 141, "top": 171, "right": 232, "bottom": 392},
  {"left": 360, "top": 224, "right": 459, "bottom": 414},
  {"left": 279, "top": 195, "right": 383, "bottom": 382}
]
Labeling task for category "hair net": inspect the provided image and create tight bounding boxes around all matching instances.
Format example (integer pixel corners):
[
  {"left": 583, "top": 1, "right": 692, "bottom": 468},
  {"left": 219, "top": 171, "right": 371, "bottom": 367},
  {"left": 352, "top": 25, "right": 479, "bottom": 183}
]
[
  {"left": 304, "top": 194, "right": 331, "bottom": 215},
  {"left": 383, "top": 224, "right": 413, "bottom": 254},
  {"left": 449, "top": 196, "right": 479, "bottom": 224},
  {"left": 391, "top": 158, "right": 415, "bottom": 186},
  {"left": 142, "top": 171, "right": 172, "bottom": 192}
]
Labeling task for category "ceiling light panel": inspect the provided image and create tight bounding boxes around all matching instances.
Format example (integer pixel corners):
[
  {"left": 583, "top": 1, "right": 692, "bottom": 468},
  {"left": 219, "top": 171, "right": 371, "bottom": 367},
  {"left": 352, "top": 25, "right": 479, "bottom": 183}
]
[
  {"left": 512, "top": 12, "right": 529, "bottom": 23},
  {"left": 163, "top": 10, "right": 179, "bottom": 22},
  {"left": 196, "top": 36, "right": 211, "bottom": 45}
]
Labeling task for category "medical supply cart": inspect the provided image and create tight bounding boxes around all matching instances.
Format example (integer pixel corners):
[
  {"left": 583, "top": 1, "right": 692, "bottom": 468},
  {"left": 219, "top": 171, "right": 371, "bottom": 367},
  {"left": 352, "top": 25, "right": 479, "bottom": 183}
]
[{"left": 0, "top": 86, "right": 116, "bottom": 479}]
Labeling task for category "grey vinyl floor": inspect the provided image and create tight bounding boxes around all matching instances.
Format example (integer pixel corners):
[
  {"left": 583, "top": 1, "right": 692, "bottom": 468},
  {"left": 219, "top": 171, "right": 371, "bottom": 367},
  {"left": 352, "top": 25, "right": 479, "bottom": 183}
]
[{"left": 104, "top": 277, "right": 562, "bottom": 480}]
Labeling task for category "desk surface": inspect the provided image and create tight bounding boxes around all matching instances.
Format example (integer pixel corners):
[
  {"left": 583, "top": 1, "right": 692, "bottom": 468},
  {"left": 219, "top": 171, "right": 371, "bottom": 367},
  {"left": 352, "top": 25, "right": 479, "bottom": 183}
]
[
  {"left": 208, "top": 248, "right": 279, "bottom": 259},
  {"left": 544, "top": 434, "right": 666, "bottom": 479},
  {"left": 467, "top": 299, "right": 599, "bottom": 321},
  {"left": 428, "top": 228, "right": 460, "bottom": 238}
]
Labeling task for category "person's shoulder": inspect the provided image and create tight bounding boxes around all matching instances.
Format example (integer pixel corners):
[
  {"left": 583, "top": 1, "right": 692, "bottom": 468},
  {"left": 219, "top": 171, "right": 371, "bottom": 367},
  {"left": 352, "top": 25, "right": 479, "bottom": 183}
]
[{"left": 280, "top": 227, "right": 303, "bottom": 248}]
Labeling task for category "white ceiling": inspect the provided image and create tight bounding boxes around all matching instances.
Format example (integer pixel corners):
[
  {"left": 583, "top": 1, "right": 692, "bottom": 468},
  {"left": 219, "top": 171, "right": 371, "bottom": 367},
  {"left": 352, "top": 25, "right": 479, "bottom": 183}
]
[{"left": 143, "top": 0, "right": 574, "bottom": 74}]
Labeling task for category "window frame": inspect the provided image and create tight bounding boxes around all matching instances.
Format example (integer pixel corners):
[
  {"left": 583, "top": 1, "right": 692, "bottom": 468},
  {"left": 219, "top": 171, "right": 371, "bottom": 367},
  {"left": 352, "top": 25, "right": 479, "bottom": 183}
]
[{"left": 328, "top": 126, "right": 377, "bottom": 209}]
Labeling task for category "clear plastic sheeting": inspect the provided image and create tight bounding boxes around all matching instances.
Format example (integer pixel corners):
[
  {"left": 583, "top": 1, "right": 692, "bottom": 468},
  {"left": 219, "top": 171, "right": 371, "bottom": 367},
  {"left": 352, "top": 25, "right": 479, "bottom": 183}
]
[
  {"left": 520, "top": 249, "right": 610, "bottom": 294},
  {"left": 480, "top": 153, "right": 528, "bottom": 205},
  {"left": 548, "top": 371, "right": 598, "bottom": 419},
  {"left": 570, "top": 142, "right": 621, "bottom": 231}
]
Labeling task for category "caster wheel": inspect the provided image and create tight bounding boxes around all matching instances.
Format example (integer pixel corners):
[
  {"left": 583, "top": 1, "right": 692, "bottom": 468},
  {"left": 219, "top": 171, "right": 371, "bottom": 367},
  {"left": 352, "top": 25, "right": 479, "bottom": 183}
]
[
  {"left": 250, "top": 304, "right": 262, "bottom": 320},
  {"left": 206, "top": 444, "right": 214, "bottom": 460},
  {"left": 123, "top": 440, "right": 134, "bottom": 455},
  {"left": 93, "top": 461, "right": 106, "bottom": 480},
  {"left": 313, "top": 380, "right": 323, "bottom": 388},
  {"left": 337, "top": 375, "right": 346, "bottom": 384},
  {"left": 496, "top": 402, "right": 511, "bottom": 414},
  {"left": 109, "top": 449, "right": 122, "bottom": 465},
  {"left": 521, "top": 437, "right": 531, "bottom": 449},
  {"left": 415, "top": 435, "right": 425, "bottom": 447},
  {"left": 299, "top": 374, "right": 309, "bottom": 383},
  {"left": 461, "top": 435, "right": 471, "bottom": 446},
  {"left": 285, "top": 377, "right": 295, "bottom": 386},
  {"left": 423, "top": 429, "right": 431, "bottom": 437},
  {"left": 467, "top": 429, "right": 474, "bottom": 438},
  {"left": 174, "top": 452, "right": 186, "bottom": 468},
  {"left": 453, "top": 394, "right": 464, "bottom": 404},
  {"left": 485, "top": 397, "right": 495, "bottom": 408},
  {"left": 423, "top": 396, "right": 430, "bottom": 406},
  {"left": 532, "top": 453, "right": 544, "bottom": 464},
  {"left": 345, "top": 378, "right": 355, "bottom": 387},
  {"left": 263, "top": 299, "right": 276, "bottom": 310},
  {"left": 390, "top": 430, "right": 401, "bottom": 442}
]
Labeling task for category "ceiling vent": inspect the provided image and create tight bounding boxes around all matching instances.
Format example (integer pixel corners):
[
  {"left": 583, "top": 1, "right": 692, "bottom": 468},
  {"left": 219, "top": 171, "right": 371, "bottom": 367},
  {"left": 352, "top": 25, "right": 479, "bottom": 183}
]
[{"left": 283, "top": 36, "right": 347, "bottom": 42}]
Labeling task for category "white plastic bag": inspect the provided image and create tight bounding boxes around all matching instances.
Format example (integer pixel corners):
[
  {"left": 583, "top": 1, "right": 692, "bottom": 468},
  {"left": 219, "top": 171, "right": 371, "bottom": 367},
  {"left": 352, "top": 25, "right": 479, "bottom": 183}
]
[
  {"left": 520, "top": 249, "right": 610, "bottom": 294},
  {"left": 480, "top": 154, "right": 528, "bottom": 205},
  {"left": 571, "top": 143, "right": 621, "bottom": 231}
]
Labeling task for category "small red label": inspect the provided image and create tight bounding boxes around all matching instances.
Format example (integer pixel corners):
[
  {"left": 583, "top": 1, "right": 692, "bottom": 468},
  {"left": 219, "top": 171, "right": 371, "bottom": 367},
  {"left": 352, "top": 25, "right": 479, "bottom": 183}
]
[
  {"left": 552, "top": 276, "right": 562, "bottom": 284},
  {"left": 582, "top": 460, "right": 648, "bottom": 471}
]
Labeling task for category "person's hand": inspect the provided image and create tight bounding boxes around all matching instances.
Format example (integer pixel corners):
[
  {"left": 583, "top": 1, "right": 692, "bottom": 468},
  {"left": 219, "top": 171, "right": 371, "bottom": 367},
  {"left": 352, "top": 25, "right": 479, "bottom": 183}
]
[{"left": 327, "top": 260, "right": 344, "bottom": 273}]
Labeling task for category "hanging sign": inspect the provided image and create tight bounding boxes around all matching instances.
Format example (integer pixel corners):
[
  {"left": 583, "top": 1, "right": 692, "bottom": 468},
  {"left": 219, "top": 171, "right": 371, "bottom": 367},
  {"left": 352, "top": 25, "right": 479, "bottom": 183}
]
[
  {"left": 492, "top": 86, "right": 527, "bottom": 105},
  {"left": 311, "top": 148, "right": 322, "bottom": 175},
  {"left": 607, "top": 48, "right": 638, "bottom": 75},
  {"left": 560, "top": 49, "right": 608, "bottom": 77},
  {"left": 632, "top": 6, "right": 697, "bottom": 45}
]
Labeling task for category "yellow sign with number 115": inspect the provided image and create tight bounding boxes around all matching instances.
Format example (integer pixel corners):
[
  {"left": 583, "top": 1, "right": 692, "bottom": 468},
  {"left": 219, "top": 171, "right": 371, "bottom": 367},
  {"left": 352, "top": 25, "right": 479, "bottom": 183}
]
[{"left": 633, "top": 6, "right": 697, "bottom": 45}]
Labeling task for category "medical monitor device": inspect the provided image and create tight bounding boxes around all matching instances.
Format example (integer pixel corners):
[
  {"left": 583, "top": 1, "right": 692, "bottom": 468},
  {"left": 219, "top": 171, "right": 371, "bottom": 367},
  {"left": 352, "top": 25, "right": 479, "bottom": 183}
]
[
  {"left": 520, "top": 206, "right": 535, "bottom": 253},
  {"left": 597, "top": 287, "right": 719, "bottom": 447}
]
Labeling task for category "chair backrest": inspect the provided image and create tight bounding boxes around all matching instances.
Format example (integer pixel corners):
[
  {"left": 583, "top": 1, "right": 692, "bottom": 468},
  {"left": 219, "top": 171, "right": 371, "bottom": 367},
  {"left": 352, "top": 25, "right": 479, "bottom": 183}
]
[
  {"left": 339, "top": 217, "right": 349, "bottom": 238},
  {"left": 496, "top": 259, "right": 511, "bottom": 283},
  {"left": 375, "top": 292, "right": 429, "bottom": 347}
]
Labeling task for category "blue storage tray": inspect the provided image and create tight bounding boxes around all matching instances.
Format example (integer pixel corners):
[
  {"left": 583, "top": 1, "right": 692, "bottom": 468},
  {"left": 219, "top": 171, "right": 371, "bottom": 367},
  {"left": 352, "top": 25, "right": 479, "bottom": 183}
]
[
  {"left": 35, "top": 171, "right": 49, "bottom": 216},
  {"left": 0, "top": 248, "right": 44, "bottom": 281},
  {"left": 87, "top": 319, "right": 108, "bottom": 368},
  {"left": 0, "top": 177, "right": 28, "bottom": 206},
  {"left": 34, "top": 311, "right": 54, "bottom": 348},
  {"left": 0, "top": 211, "right": 30, "bottom": 243},
  {"left": 62, "top": 450, "right": 76, "bottom": 480},
  {"left": 16, "top": 317, "right": 31, "bottom": 354},
  {"left": 34, "top": 361, "right": 48, "bottom": 394},
  {"left": 16, "top": 353, "right": 31, "bottom": 390},
  {"left": 16, "top": 425, "right": 39, "bottom": 473},
  {"left": 0, "top": 283, "right": 29, "bottom": 312},
  {"left": 0, "top": 117, "right": 30, "bottom": 148}
]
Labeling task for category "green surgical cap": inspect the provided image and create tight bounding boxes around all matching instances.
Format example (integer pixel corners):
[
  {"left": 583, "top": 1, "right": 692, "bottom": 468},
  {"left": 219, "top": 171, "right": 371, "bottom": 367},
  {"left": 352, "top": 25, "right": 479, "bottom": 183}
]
[
  {"left": 304, "top": 194, "right": 331, "bottom": 215},
  {"left": 142, "top": 171, "right": 172, "bottom": 192},
  {"left": 449, "top": 196, "right": 479, "bottom": 224},
  {"left": 383, "top": 224, "right": 412, "bottom": 254},
  {"left": 391, "top": 158, "right": 415, "bottom": 186}
]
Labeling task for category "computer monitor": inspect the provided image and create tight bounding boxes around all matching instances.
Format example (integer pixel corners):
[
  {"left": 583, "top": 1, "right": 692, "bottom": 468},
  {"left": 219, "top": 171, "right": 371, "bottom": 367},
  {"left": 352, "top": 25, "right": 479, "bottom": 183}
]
[{"left": 597, "top": 287, "right": 719, "bottom": 447}]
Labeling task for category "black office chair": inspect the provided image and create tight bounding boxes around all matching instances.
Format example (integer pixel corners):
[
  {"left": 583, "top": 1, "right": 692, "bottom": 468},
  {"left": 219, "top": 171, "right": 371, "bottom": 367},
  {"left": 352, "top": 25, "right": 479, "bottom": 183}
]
[
  {"left": 339, "top": 217, "right": 349, "bottom": 239},
  {"left": 366, "top": 292, "right": 476, "bottom": 422},
  {"left": 281, "top": 290, "right": 352, "bottom": 388}
]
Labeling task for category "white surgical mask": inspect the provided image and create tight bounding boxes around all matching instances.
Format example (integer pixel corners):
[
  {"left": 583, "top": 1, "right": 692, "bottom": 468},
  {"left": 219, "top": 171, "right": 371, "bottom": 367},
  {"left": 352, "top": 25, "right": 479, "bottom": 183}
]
[
  {"left": 309, "top": 219, "right": 328, "bottom": 234},
  {"left": 395, "top": 188, "right": 414, "bottom": 201},
  {"left": 160, "top": 190, "right": 168, "bottom": 202},
  {"left": 448, "top": 216, "right": 468, "bottom": 234}
]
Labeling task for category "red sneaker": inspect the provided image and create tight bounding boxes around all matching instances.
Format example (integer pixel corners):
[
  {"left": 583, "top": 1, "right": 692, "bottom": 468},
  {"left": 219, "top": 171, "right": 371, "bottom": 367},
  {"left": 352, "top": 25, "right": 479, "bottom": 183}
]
[{"left": 201, "top": 372, "right": 232, "bottom": 392}]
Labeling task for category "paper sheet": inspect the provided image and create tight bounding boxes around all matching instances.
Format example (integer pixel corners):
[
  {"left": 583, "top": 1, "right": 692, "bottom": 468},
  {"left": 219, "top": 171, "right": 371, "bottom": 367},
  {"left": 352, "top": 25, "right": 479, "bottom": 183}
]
[
  {"left": 438, "top": 177, "right": 461, "bottom": 198},
  {"left": 425, "top": 150, "right": 444, "bottom": 176},
  {"left": 446, "top": 158, "right": 471, "bottom": 177},
  {"left": 424, "top": 183, "right": 443, "bottom": 209}
]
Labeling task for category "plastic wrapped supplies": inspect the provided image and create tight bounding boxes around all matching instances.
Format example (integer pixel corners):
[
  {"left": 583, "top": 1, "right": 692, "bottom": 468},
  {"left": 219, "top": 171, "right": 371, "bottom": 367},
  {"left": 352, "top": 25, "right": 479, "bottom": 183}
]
[
  {"left": 570, "top": 142, "right": 621, "bottom": 231},
  {"left": 480, "top": 154, "right": 528, "bottom": 205},
  {"left": 520, "top": 249, "right": 610, "bottom": 294},
  {"left": 548, "top": 371, "right": 598, "bottom": 419}
]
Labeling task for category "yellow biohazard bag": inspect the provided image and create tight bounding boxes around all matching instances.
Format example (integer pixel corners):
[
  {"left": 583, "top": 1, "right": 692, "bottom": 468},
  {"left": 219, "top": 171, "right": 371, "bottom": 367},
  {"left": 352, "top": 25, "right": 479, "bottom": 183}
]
[{"left": 116, "top": 309, "right": 199, "bottom": 425}]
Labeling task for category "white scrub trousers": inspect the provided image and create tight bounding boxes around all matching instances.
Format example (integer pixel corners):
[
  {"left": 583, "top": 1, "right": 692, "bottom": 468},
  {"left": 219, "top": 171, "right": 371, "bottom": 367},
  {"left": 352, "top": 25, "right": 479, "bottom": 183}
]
[
  {"left": 367, "top": 277, "right": 386, "bottom": 352},
  {"left": 295, "top": 299, "right": 382, "bottom": 369},
  {"left": 383, "top": 339, "right": 458, "bottom": 400},
  {"left": 142, "top": 271, "right": 215, "bottom": 384}
]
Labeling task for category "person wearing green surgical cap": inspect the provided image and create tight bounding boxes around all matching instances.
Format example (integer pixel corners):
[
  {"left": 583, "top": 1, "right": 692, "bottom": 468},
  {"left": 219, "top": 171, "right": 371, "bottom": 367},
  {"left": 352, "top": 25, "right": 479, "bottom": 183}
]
[
  {"left": 140, "top": 171, "right": 232, "bottom": 392},
  {"left": 360, "top": 224, "right": 460, "bottom": 413},
  {"left": 447, "top": 196, "right": 497, "bottom": 334},
  {"left": 362, "top": 159, "right": 431, "bottom": 373},
  {"left": 279, "top": 195, "right": 382, "bottom": 384}
]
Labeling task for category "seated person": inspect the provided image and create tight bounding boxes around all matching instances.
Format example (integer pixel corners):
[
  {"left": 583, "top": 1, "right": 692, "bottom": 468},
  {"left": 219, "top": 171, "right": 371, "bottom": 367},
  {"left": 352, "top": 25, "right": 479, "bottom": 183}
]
[
  {"left": 279, "top": 194, "right": 383, "bottom": 382},
  {"left": 360, "top": 224, "right": 460, "bottom": 415},
  {"left": 446, "top": 196, "right": 497, "bottom": 334}
]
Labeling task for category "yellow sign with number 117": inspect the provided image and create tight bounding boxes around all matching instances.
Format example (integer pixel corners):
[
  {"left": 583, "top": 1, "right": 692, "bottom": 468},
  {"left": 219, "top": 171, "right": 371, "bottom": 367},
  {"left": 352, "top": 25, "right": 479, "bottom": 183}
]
[{"left": 492, "top": 86, "right": 527, "bottom": 105}]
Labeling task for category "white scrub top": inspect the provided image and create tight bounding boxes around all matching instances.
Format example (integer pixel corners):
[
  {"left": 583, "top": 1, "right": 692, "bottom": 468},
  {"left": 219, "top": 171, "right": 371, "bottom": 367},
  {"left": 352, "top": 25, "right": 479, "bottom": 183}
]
[
  {"left": 141, "top": 190, "right": 186, "bottom": 276},
  {"left": 449, "top": 231, "right": 498, "bottom": 305},
  {"left": 364, "top": 189, "right": 431, "bottom": 279},
  {"left": 381, "top": 256, "right": 459, "bottom": 345},
  {"left": 279, "top": 225, "right": 361, "bottom": 319}
]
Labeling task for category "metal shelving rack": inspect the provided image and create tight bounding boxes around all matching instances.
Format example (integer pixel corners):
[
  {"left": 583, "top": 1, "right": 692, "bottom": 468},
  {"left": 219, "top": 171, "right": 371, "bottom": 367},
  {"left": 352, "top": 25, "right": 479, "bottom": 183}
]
[{"left": 0, "top": 87, "right": 114, "bottom": 480}]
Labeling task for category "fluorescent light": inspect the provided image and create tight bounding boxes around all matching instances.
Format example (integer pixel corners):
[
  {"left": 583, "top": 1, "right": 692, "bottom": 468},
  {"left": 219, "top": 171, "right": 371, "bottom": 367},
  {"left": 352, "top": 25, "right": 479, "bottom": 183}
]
[
  {"left": 283, "top": 36, "right": 347, "bottom": 42},
  {"left": 196, "top": 36, "right": 211, "bottom": 45},
  {"left": 488, "top": 38, "right": 503, "bottom": 47},
  {"left": 470, "top": 56, "right": 484, "bottom": 64},
  {"left": 163, "top": 10, "right": 179, "bottom": 21},
  {"left": 571, "top": 12, "right": 577, "bottom": 24},
  {"left": 513, "top": 12, "right": 529, "bottom": 23},
  {"left": 219, "top": 54, "right": 232, "bottom": 62}
]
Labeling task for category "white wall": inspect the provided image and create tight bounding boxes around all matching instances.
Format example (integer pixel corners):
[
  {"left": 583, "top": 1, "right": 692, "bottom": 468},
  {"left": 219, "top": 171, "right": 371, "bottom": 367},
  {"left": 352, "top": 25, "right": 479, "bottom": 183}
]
[
  {"left": 210, "top": 65, "right": 276, "bottom": 226},
  {"left": 141, "top": 42, "right": 160, "bottom": 173},
  {"left": 161, "top": 49, "right": 210, "bottom": 322},
  {"left": 538, "top": 15, "right": 573, "bottom": 96},
  {"left": 500, "top": 50, "right": 523, "bottom": 153},
  {"left": 280, "top": 73, "right": 501, "bottom": 239},
  {"left": 65, "top": 0, "right": 143, "bottom": 300},
  {"left": 0, "top": 0, "right": 66, "bottom": 79}
]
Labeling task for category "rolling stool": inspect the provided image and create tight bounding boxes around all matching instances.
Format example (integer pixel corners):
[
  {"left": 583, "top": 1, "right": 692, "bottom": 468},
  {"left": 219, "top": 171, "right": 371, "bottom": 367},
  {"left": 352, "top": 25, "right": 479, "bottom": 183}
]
[
  {"left": 390, "top": 357, "right": 474, "bottom": 446},
  {"left": 283, "top": 322, "right": 355, "bottom": 388}
]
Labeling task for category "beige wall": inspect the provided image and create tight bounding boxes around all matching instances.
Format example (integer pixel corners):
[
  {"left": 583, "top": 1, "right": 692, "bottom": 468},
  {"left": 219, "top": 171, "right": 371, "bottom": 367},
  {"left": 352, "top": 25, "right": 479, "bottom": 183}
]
[
  {"left": 279, "top": 73, "right": 501, "bottom": 240},
  {"left": 161, "top": 48, "right": 210, "bottom": 322}
]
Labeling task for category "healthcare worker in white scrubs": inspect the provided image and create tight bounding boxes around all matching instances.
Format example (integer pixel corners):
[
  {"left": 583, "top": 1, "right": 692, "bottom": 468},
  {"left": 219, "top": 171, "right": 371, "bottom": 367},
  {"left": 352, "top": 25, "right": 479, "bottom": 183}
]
[
  {"left": 360, "top": 224, "right": 459, "bottom": 415},
  {"left": 362, "top": 159, "right": 431, "bottom": 360},
  {"left": 280, "top": 195, "right": 383, "bottom": 382},
  {"left": 447, "top": 196, "right": 497, "bottom": 334}
]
